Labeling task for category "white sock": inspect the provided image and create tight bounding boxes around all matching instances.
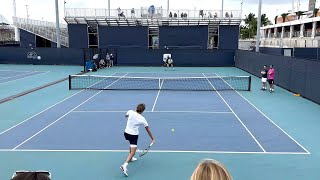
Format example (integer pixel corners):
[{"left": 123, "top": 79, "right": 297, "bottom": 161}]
[{"left": 123, "top": 162, "right": 128, "bottom": 168}]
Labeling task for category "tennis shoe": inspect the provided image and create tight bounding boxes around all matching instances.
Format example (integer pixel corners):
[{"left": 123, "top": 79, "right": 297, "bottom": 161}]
[
  {"left": 120, "top": 165, "right": 128, "bottom": 176},
  {"left": 130, "top": 157, "right": 138, "bottom": 162}
]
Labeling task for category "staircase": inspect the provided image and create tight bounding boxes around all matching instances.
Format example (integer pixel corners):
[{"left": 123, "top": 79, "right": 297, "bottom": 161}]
[
  {"left": 207, "top": 22, "right": 219, "bottom": 49},
  {"left": 148, "top": 25, "right": 159, "bottom": 49},
  {"left": 13, "top": 17, "right": 69, "bottom": 47}
]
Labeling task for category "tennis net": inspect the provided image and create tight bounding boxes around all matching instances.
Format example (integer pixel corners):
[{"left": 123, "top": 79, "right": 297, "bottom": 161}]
[{"left": 68, "top": 75, "right": 251, "bottom": 91}]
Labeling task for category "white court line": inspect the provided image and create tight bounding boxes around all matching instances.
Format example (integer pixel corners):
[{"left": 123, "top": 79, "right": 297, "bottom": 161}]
[
  {"left": 12, "top": 73, "right": 128, "bottom": 150},
  {"left": 0, "top": 70, "right": 35, "bottom": 72},
  {"left": 151, "top": 79, "right": 164, "bottom": 112},
  {"left": 0, "top": 72, "right": 117, "bottom": 136},
  {"left": 214, "top": 73, "right": 311, "bottom": 154},
  {"left": 71, "top": 110, "right": 233, "bottom": 113},
  {"left": 202, "top": 73, "right": 266, "bottom": 152},
  {"left": 0, "top": 90, "right": 85, "bottom": 136},
  {"left": 0, "top": 149, "right": 310, "bottom": 155},
  {"left": 0, "top": 71, "right": 49, "bottom": 85},
  {"left": 118, "top": 72, "right": 211, "bottom": 74}
]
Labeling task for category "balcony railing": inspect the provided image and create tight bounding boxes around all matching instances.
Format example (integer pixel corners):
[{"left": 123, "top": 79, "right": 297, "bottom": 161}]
[
  {"left": 303, "top": 30, "right": 312, "bottom": 37},
  {"left": 283, "top": 32, "right": 290, "bottom": 38},
  {"left": 292, "top": 31, "right": 300, "bottom": 37},
  {"left": 65, "top": 8, "right": 241, "bottom": 19}
]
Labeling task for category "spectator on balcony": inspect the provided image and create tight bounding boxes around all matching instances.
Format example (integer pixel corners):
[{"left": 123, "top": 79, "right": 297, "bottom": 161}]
[
  {"left": 214, "top": 12, "right": 218, "bottom": 18},
  {"left": 174, "top": 13, "right": 178, "bottom": 18},
  {"left": 181, "top": 12, "right": 184, "bottom": 18},
  {"left": 199, "top": 10, "right": 204, "bottom": 19},
  {"left": 225, "top": 12, "right": 230, "bottom": 18},
  {"left": 184, "top": 13, "right": 187, "bottom": 18},
  {"left": 208, "top": 12, "right": 213, "bottom": 19},
  {"left": 169, "top": 12, "right": 173, "bottom": 18},
  {"left": 230, "top": 12, "right": 233, "bottom": 18},
  {"left": 148, "top": 5, "right": 155, "bottom": 18},
  {"left": 131, "top": 8, "right": 135, "bottom": 18},
  {"left": 117, "top": 7, "right": 126, "bottom": 20}
]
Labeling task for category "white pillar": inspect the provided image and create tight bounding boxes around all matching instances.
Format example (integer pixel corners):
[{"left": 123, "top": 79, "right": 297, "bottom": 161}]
[
  {"left": 312, "top": 21, "right": 316, "bottom": 38},
  {"left": 300, "top": 23, "right": 304, "bottom": 37},
  {"left": 55, "top": 0, "right": 61, "bottom": 48},
  {"left": 289, "top": 25, "right": 293, "bottom": 38},
  {"left": 255, "top": 0, "right": 262, "bottom": 52},
  {"left": 281, "top": 26, "right": 284, "bottom": 38}
]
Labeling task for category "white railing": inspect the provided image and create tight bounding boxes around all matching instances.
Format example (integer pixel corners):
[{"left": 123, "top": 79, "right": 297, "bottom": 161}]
[
  {"left": 13, "top": 17, "right": 69, "bottom": 47},
  {"left": 65, "top": 8, "right": 241, "bottom": 19}
]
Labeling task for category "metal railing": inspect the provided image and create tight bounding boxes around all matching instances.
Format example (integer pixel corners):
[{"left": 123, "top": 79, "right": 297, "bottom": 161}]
[
  {"left": 292, "top": 31, "right": 300, "bottom": 37},
  {"left": 283, "top": 32, "right": 290, "bottom": 38},
  {"left": 303, "top": 30, "right": 312, "bottom": 37},
  {"left": 13, "top": 17, "right": 69, "bottom": 47},
  {"left": 65, "top": 8, "right": 241, "bottom": 19}
]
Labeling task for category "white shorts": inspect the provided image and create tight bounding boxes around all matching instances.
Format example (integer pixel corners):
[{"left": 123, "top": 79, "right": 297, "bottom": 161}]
[{"left": 261, "top": 78, "right": 267, "bottom": 83}]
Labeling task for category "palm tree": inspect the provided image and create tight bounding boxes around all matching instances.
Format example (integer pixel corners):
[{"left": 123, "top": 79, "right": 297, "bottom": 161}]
[
  {"left": 295, "top": 11, "right": 304, "bottom": 20},
  {"left": 244, "top": 13, "right": 256, "bottom": 26},
  {"left": 281, "top": 13, "right": 289, "bottom": 23},
  {"left": 261, "top": 14, "right": 271, "bottom": 26},
  {"left": 313, "top": 8, "right": 319, "bottom": 17}
]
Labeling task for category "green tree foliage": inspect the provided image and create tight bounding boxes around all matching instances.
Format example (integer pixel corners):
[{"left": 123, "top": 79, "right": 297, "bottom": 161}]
[{"left": 240, "top": 13, "right": 271, "bottom": 39}]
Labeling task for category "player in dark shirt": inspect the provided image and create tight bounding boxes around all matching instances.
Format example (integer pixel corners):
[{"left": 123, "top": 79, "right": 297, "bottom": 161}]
[{"left": 261, "top": 65, "right": 268, "bottom": 91}]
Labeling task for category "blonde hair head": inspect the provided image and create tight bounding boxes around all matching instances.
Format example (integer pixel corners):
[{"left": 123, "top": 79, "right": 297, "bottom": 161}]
[{"left": 191, "top": 159, "right": 232, "bottom": 180}]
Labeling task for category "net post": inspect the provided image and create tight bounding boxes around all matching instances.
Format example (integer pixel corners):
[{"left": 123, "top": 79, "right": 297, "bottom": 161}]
[
  {"left": 68, "top": 75, "right": 71, "bottom": 90},
  {"left": 158, "top": 78, "right": 161, "bottom": 89},
  {"left": 248, "top": 76, "right": 251, "bottom": 91}
]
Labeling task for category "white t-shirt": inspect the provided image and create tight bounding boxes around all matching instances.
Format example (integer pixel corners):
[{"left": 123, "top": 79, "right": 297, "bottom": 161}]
[{"left": 124, "top": 110, "right": 148, "bottom": 135}]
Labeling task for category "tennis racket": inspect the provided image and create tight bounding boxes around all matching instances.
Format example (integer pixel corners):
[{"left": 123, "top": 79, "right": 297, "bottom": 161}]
[{"left": 139, "top": 142, "right": 154, "bottom": 157}]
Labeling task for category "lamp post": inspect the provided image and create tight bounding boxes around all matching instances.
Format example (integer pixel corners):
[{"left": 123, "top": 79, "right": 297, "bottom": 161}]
[
  {"left": 108, "top": 0, "right": 111, "bottom": 17},
  {"left": 256, "top": 0, "right": 262, "bottom": 52},
  {"left": 55, "top": 0, "right": 61, "bottom": 48},
  {"left": 221, "top": 0, "right": 224, "bottom": 17}
]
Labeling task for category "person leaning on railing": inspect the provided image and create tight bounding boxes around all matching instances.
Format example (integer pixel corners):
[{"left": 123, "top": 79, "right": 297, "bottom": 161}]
[{"left": 131, "top": 8, "right": 135, "bottom": 18}]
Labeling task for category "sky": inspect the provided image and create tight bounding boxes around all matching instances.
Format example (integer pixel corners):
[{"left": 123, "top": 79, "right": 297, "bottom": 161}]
[{"left": 0, "top": 0, "right": 312, "bottom": 24}]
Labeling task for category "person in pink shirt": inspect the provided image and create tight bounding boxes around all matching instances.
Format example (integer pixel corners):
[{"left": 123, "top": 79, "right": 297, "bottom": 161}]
[{"left": 267, "top": 65, "right": 275, "bottom": 93}]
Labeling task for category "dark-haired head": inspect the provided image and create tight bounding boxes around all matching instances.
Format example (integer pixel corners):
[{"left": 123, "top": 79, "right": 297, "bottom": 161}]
[
  {"left": 12, "top": 172, "right": 50, "bottom": 180},
  {"left": 136, "top": 103, "right": 145, "bottom": 114}
]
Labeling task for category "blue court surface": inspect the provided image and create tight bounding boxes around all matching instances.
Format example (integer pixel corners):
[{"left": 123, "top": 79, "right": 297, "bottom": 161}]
[{"left": 0, "top": 67, "right": 319, "bottom": 180}]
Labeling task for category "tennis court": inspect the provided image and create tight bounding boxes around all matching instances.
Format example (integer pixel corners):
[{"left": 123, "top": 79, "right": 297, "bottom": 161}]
[{"left": 1, "top": 66, "right": 318, "bottom": 179}]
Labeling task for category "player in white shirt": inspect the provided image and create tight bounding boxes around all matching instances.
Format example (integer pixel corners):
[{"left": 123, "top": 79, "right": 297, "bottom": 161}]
[{"left": 120, "top": 103, "right": 155, "bottom": 176}]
